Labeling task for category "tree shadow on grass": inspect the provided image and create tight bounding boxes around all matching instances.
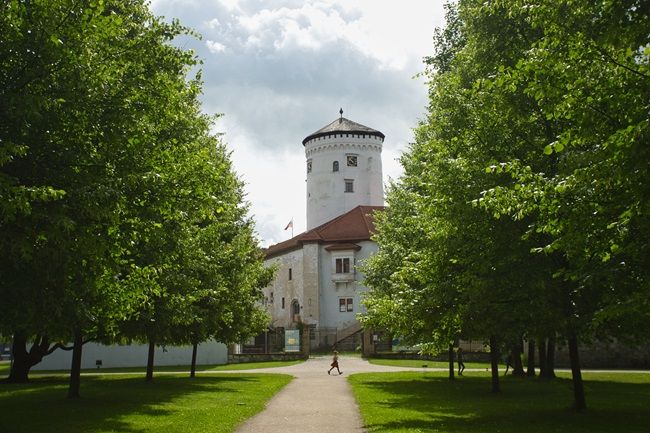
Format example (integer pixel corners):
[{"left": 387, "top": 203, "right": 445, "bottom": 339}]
[
  {"left": 0, "top": 374, "right": 288, "bottom": 433},
  {"left": 354, "top": 374, "right": 650, "bottom": 433}
]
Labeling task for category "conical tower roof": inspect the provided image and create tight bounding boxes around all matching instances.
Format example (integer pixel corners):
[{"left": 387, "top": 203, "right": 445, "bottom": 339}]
[{"left": 302, "top": 117, "right": 385, "bottom": 145}]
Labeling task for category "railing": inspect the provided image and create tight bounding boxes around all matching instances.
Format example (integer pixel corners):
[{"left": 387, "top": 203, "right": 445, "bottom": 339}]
[{"left": 331, "top": 272, "right": 355, "bottom": 282}]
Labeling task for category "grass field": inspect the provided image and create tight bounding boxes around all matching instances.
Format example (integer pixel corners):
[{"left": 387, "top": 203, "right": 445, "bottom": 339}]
[
  {"left": 0, "top": 359, "right": 303, "bottom": 378},
  {"left": 349, "top": 370, "right": 650, "bottom": 433},
  {"left": 367, "top": 358, "right": 491, "bottom": 370},
  {"left": 0, "top": 373, "right": 291, "bottom": 433}
]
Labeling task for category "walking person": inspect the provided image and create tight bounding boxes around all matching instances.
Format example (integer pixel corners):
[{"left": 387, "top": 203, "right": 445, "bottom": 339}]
[
  {"left": 504, "top": 354, "right": 513, "bottom": 376},
  {"left": 457, "top": 347, "right": 466, "bottom": 376},
  {"left": 328, "top": 350, "right": 342, "bottom": 375}
]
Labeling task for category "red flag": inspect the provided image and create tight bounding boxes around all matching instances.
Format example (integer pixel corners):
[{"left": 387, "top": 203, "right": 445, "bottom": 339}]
[{"left": 284, "top": 219, "right": 293, "bottom": 230}]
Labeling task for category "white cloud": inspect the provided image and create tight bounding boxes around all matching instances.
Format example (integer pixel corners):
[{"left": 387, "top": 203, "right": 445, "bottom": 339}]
[
  {"left": 206, "top": 40, "right": 227, "bottom": 53},
  {"left": 237, "top": 4, "right": 348, "bottom": 51},
  {"left": 150, "top": 0, "right": 446, "bottom": 245},
  {"left": 218, "top": 0, "right": 241, "bottom": 11}
]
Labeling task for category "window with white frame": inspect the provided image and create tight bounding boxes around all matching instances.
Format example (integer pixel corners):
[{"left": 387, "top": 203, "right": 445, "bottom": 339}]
[{"left": 339, "top": 297, "right": 353, "bottom": 312}]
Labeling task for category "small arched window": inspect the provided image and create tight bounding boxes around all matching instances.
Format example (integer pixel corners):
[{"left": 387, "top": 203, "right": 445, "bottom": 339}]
[{"left": 333, "top": 161, "right": 339, "bottom": 172}]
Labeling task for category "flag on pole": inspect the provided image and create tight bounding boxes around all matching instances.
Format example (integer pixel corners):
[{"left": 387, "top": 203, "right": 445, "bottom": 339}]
[{"left": 284, "top": 219, "right": 293, "bottom": 230}]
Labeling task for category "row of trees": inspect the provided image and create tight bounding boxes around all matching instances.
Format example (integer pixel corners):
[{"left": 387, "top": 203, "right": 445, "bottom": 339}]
[
  {"left": 0, "top": 0, "right": 272, "bottom": 397},
  {"left": 361, "top": 0, "right": 649, "bottom": 411}
]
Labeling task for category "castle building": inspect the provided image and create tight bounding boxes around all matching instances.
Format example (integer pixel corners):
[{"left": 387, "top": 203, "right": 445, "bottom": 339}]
[{"left": 262, "top": 112, "right": 385, "bottom": 349}]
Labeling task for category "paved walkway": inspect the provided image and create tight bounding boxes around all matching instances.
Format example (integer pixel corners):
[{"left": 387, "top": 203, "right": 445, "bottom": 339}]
[{"left": 227, "top": 356, "right": 415, "bottom": 433}]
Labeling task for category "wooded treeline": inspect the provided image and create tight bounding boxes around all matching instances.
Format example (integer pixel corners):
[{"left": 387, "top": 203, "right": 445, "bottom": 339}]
[
  {"left": 361, "top": 0, "right": 649, "bottom": 411},
  {"left": 0, "top": 0, "right": 272, "bottom": 397}
]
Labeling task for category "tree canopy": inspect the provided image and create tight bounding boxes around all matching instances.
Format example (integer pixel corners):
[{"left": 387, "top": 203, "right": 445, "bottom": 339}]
[
  {"left": 361, "top": 0, "right": 649, "bottom": 410},
  {"left": 1, "top": 0, "right": 270, "bottom": 395}
]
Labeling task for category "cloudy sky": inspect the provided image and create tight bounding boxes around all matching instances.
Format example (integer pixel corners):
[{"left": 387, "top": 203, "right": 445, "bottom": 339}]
[{"left": 150, "top": 0, "right": 446, "bottom": 246}]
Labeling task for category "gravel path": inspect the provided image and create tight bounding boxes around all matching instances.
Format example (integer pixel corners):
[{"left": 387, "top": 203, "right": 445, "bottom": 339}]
[{"left": 230, "top": 355, "right": 415, "bottom": 433}]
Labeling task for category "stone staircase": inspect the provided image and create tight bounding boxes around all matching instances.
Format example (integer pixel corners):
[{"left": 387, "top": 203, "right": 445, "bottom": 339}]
[{"left": 334, "top": 322, "right": 363, "bottom": 350}]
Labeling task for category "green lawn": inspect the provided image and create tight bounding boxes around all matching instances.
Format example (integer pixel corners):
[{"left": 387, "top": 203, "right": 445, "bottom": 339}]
[
  {"left": 368, "top": 358, "right": 491, "bottom": 370},
  {"left": 349, "top": 370, "right": 650, "bottom": 433},
  {"left": 0, "top": 373, "right": 291, "bottom": 433},
  {"left": 3, "top": 359, "right": 304, "bottom": 377}
]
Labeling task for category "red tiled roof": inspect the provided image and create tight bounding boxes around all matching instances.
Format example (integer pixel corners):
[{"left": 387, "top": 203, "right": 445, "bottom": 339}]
[
  {"left": 325, "top": 243, "right": 362, "bottom": 252},
  {"left": 265, "top": 205, "right": 384, "bottom": 259}
]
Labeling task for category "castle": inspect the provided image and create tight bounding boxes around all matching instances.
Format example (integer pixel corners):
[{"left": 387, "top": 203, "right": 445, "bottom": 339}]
[{"left": 262, "top": 111, "right": 385, "bottom": 350}]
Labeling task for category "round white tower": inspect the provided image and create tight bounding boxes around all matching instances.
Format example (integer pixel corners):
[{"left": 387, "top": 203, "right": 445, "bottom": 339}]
[{"left": 304, "top": 111, "right": 384, "bottom": 230}]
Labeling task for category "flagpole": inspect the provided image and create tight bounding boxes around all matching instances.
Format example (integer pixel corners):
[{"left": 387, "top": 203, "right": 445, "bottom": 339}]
[{"left": 284, "top": 218, "right": 294, "bottom": 239}]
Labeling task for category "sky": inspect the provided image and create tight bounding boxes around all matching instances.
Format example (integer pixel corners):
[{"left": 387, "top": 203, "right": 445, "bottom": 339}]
[{"left": 150, "top": 0, "right": 447, "bottom": 246}]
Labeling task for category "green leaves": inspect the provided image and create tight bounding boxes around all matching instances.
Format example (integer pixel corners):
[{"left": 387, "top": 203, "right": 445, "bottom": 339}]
[
  {"left": 0, "top": 0, "right": 269, "bottom": 377},
  {"left": 363, "top": 0, "right": 650, "bottom": 361}
]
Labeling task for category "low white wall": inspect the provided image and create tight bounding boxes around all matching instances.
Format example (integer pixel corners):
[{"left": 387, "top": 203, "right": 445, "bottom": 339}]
[{"left": 32, "top": 340, "right": 228, "bottom": 371}]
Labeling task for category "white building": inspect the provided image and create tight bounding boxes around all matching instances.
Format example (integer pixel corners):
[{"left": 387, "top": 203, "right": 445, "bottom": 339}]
[
  {"left": 32, "top": 341, "right": 228, "bottom": 370},
  {"left": 263, "top": 113, "right": 385, "bottom": 349}
]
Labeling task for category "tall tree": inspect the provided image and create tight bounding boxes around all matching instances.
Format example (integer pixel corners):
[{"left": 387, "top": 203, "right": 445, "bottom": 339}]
[
  {"left": 364, "top": 0, "right": 648, "bottom": 410},
  {"left": 476, "top": 0, "right": 650, "bottom": 409},
  {"left": 0, "top": 0, "right": 269, "bottom": 399}
]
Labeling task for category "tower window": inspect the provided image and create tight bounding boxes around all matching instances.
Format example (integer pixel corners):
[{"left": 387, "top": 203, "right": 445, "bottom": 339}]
[
  {"left": 344, "top": 179, "right": 354, "bottom": 193},
  {"left": 307, "top": 159, "right": 312, "bottom": 173},
  {"left": 282, "top": 297, "right": 285, "bottom": 309},
  {"left": 346, "top": 155, "right": 357, "bottom": 167},
  {"left": 333, "top": 161, "right": 339, "bottom": 172},
  {"left": 289, "top": 268, "right": 292, "bottom": 280}
]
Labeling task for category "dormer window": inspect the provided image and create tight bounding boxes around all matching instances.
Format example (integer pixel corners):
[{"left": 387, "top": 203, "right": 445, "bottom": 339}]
[
  {"left": 335, "top": 258, "right": 350, "bottom": 274},
  {"left": 333, "top": 161, "right": 339, "bottom": 172},
  {"left": 327, "top": 244, "right": 360, "bottom": 283}
]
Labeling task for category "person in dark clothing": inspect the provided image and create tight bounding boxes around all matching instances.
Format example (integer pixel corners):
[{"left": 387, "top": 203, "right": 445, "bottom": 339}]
[
  {"left": 457, "top": 347, "right": 466, "bottom": 376},
  {"left": 504, "top": 354, "right": 514, "bottom": 376},
  {"left": 328, "top": 350, "right": 342, "bottom": 375}
]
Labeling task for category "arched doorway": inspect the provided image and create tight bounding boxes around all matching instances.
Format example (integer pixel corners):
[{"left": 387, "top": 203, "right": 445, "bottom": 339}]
[{"left": 291, "top": 299, "right": 300, "bottom": 323}]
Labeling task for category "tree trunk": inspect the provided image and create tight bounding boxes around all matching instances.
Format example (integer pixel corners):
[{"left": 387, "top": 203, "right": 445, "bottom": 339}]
[
  {"left": 511, "top": 344, "right": 525, "bottom": 377},
  {"left": 568, "top": 334, "right": 586, "bottom": 411},
  {"left": 146, "top": 338, "right": 155, "bottom": 382},
  {"left": 526, "top": 340, "right": 536, "bottom": 377},
  {"left": 190, "top": 342, "right": 198, "bottom": 378},
  {"left": 448, "top": 344, "right": 455, "bottom": 380},
  {"left": 7, "top": 333, "right": 30, "bottom": 383},
  {"left": 538, "top": 338, "right": 548, "bottom": 378},
  {"left": 489, "top": 335, "right": 500, "bottom": 393},
  {"left": 7, "top": 333, "right": 51, "bottom": 383},
  {"left": 67, "top": 330, "right": 83, "bottom": 399},
  {"left": 545, "top": 336, "right": 556, "bottom": 379}
]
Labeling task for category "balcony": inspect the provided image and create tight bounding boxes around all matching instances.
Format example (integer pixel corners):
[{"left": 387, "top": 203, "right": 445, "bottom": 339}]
[{"left": 332, "top": 272, "right": 355, "bottom": 283}]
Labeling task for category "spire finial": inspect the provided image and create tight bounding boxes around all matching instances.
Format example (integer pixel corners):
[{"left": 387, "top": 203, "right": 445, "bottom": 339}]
[{"left": 339, "top": 108, "right": 343, "bottom": 123}]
